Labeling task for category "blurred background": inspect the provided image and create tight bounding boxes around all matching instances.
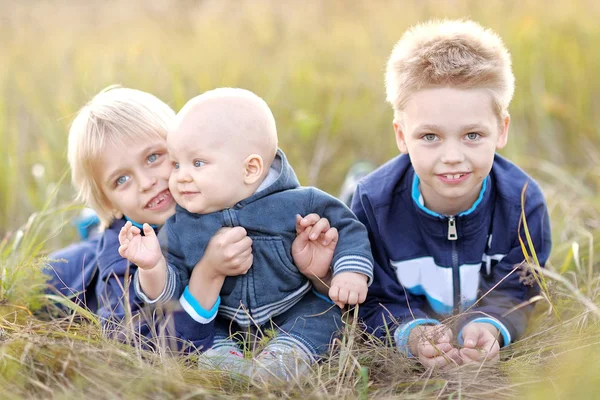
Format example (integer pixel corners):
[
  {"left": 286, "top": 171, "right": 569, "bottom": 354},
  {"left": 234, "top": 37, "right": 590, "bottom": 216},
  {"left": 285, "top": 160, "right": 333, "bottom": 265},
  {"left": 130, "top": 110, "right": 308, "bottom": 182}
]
[
  {"left": 1, "top": 0, "right": 599, "bottom": 251},
  {"left": 2, "top": 2, "right": 600, "bottom": 397}
]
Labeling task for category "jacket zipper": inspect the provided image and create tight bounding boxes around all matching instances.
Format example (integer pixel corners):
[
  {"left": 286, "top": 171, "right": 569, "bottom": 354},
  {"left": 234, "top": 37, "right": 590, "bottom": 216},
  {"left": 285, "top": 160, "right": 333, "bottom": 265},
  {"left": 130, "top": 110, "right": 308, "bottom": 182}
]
[{"left": 448, "top": 216, "right": 461, "bottom": 314}]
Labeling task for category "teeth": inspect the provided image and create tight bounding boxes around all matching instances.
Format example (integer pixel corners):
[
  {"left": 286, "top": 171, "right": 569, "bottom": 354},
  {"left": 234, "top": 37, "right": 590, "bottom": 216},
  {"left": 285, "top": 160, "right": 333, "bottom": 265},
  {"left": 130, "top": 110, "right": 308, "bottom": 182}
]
[
  {"left": 444, "top": 174, "right": 464, "bottom": 180},
  {"left": 147, "top": 191, "right": 168, "bottom": 208}
]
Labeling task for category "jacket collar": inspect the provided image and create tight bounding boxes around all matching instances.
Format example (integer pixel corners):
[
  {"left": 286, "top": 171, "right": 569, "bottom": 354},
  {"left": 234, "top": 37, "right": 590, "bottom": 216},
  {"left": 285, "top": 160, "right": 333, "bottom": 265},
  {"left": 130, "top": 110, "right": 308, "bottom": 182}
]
[{"left": 409, "top": 170, "right": 493, "bottom": 239}]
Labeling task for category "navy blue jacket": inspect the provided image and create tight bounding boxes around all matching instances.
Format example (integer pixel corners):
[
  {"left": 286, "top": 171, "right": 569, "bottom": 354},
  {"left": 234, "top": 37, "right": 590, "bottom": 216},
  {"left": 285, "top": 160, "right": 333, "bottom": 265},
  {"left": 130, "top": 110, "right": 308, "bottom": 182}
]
[
  {"left": 353, "top": 154, "right": 551, "bottom": 347},
  {"left": 45, "top": 218, "right": 215, "bottom": 352},
  {"left": 144, "top": 149, "right": 374, "bottom": 327}
]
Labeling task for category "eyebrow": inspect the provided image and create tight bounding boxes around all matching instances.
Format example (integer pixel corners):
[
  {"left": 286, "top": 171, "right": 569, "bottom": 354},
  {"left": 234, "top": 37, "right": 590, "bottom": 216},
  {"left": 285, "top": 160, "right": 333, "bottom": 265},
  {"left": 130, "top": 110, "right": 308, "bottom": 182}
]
[{"left": 414, "top": 123, "right": 487, "bottom": 132}]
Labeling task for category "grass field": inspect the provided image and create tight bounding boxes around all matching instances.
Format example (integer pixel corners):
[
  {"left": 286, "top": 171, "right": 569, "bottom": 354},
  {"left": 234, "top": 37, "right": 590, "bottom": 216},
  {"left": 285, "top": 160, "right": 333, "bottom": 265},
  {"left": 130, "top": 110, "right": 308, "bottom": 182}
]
[{"left": 1, "top": 0, "right": 600, "bottom": 398}]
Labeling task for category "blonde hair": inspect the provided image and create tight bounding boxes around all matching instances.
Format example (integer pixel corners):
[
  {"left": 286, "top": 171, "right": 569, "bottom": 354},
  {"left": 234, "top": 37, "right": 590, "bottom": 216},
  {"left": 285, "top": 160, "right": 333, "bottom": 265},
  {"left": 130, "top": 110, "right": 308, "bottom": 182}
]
[
  {"left": 385, "top": 19, "right": 515, "bottom": 121},
  {"left": 68, "top": 86, "right": 175, "bottom": 227}
]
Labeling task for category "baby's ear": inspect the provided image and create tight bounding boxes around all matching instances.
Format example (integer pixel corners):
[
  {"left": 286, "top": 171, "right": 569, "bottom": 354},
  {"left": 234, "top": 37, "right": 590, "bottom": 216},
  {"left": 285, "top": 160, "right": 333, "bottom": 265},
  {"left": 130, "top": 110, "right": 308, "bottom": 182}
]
[{"left": 243, "top": 154, "right": 264, "bottom": 185}]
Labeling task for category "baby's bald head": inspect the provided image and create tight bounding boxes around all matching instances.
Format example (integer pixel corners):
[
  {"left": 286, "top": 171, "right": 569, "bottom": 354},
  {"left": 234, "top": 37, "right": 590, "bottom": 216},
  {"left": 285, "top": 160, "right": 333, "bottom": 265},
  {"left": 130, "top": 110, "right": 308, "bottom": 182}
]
[{"left": 172, "top": 88, "right": 278, "bottom": 166}]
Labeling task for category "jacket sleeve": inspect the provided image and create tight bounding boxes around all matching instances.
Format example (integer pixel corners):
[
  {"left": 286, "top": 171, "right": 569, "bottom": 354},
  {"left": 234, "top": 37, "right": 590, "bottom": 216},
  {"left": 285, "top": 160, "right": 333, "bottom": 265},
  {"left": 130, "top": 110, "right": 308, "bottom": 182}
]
[
  {"left": 44, "top": 237, "right": 101, "bottom": 309},
  {"left": 132, "top": 221, "right": 187, "bottom": 304},
  {"left": 97, "top": 257, "right": 216, "bottom": 353},
  {"left": 352, "top": 183, "right": 439, "bottom": 349},
  {"left": 308, "top": 188, "right": 374, "bottom": 283},
  {"left": 456, "top": 189, "right": 552, "bottom": 346}
]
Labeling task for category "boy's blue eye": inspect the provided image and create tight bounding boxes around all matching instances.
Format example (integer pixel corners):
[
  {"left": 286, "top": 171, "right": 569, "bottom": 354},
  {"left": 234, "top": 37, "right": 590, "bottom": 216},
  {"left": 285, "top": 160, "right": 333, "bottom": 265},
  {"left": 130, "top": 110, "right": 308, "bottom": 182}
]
[
  {"left": 173, "top": 162, "right": 180, "bottom": 169},
  {"left": 116, "top": 175, "right": 129, "bottom": 186},
  {"left": 466, "top": 132, "right": 481, "bottom": 141},
  {"left": 423, "top": 134, "right": 438, "bottom": 142},
  {"left": 147, "top": 153, "right": 158, "bottom": 163},
  {"left": 194, "top": 160, "right": 205, "bottom": 168}
]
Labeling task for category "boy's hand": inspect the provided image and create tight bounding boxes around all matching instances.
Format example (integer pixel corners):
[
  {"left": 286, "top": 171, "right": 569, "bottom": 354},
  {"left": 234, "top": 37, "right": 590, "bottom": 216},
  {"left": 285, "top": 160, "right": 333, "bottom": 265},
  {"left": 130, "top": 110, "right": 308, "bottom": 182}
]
[
  {"left": 201, "top": 226, "right": 253, "bottom": 279},
  {"left": 292, "top": 214, "right": 338, "bottom": 281},
  {"left": 459, "top": 322, "right": 500, "bottom": 364},
  {"left": 409, "top": 324, "right": 461, "bottom": 369},
  {"left": 118, "top": 221, "right": 162, "bottom": 270},
  {"left": 329, "top": 271, "right": 368, "bottom": 308}
]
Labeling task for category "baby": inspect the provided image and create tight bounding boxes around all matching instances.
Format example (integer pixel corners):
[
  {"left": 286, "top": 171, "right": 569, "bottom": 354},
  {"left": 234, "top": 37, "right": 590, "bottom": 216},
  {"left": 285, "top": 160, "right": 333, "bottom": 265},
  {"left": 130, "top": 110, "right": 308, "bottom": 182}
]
[{"left": 119, "top": 88, "right": 373, "bottom": 379}]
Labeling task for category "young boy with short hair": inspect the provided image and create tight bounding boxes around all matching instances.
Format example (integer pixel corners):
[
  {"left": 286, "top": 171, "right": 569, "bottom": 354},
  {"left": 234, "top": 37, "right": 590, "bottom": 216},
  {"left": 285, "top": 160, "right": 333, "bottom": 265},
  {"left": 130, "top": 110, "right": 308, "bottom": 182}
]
[
  {"left": 48, "top": 86, "right": 339, "bottom": 353},
  {"left": 118, "top": 87, "right": 374, "bottom": 380},
  {"left": 352, "top": 20, "right": 552, "bottom": 367}
]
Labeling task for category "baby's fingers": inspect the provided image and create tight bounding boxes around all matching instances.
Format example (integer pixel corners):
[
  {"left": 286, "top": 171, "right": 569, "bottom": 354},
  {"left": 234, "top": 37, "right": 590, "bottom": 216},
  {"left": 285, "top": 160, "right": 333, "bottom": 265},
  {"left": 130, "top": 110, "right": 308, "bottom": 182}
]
[
  {"left": 118, "top": 243, "right": 129, "bottom": 258},
  {"left": 322, "top": 227, "right": 338, "bottom": 246},
  {"left": 308, "top": 217, "right": 331, "bottom": 241},
  {"left": 142, "top": 223, "right": 156, "bottom": 237},
  {"left": 347, "top": 290, "right": 359, "bottom": 305}
]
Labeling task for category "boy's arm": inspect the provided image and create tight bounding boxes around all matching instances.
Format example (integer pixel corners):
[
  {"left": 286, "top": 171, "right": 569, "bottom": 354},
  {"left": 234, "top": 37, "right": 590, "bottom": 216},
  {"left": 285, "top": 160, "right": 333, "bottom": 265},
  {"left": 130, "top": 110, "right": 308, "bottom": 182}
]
[
  {"left": 351, "top": 183, "right": 440, "bottom": 351},
  {"left": 457, "top": 191, "right": 552, "bottom": 347}
]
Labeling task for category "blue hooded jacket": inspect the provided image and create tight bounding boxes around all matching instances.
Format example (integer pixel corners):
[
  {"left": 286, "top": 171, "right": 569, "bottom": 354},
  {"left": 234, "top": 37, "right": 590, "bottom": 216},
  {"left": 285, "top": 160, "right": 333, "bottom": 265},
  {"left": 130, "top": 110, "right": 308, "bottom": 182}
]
[
  {"left": 139, "top": 149, "right": 374, "bottom": 327},
  {"left": 352, "top": 153, "right": 551, "bottom": 348},
  {"left": 46, "top": 218, "right": 216, "bottom": 352}
]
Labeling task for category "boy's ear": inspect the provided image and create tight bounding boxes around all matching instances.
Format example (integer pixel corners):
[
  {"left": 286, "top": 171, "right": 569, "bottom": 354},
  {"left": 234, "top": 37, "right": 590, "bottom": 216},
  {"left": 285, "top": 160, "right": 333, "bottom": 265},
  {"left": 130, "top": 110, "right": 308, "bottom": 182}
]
[
  {"left": 243, "top": 154, "right": 264, "bottom": 185},
  {"left": 393, "top": 120, "right": 409, "bottom": 154},
  {"left": 496, "top": 115, "right": 510, "bottom": 149}
]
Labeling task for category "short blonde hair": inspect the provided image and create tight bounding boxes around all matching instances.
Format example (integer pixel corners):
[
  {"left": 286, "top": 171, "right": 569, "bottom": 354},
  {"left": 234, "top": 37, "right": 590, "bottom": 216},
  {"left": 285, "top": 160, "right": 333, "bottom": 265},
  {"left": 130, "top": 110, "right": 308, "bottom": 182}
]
[
  {"left": 386, "top": 19, "right": 515, "bottom": 121},
  {"left": 68, "top": 86, "right": 175, "bottom": 227}
]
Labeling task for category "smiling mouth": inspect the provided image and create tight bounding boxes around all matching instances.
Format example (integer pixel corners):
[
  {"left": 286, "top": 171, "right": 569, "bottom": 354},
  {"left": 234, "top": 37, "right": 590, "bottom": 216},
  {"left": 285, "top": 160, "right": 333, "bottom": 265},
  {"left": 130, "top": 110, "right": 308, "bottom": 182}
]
[
  {"left": 440, "top": 173, "right": 469, "bottom": 179},
  {"left": 145, "top": 189, "right": 172, "bottom": 209}
]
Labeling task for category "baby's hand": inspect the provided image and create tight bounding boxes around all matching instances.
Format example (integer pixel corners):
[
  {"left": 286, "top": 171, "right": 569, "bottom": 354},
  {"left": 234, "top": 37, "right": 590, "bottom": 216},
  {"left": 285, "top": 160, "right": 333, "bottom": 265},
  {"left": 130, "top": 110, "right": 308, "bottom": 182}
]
[
  {"left": 292, "top": 214, "right": 338, "bottom": 281},
  {"left": 409, "top": 324, "right": 461, "bottom": 369},
  {"left": 202, "top": 227, "right": 253, "bottom": 279},
  {"left": 117, "top": 221, "right": 162, "bottom": 270},
  {"left": 459, "top": 322, "right": 500, "bottom": 364},
  {"left": 329, "top": 271, "right": 368, "bottom": 308}
]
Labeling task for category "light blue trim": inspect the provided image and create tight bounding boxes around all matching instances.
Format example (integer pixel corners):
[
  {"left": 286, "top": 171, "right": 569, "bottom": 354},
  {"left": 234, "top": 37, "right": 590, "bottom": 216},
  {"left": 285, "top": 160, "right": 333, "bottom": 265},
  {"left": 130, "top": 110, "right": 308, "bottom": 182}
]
[
  {"left": 458, "top": 317, "right": 512, "bottom": 347},
  {"left": 124, "top": 215, "right": 159, "bottom": 230},
  {"left": 412, "top": 175, "right": 443, "bottom": 218},
  {"left": 394, "top": 318, "right": 440, "bottom": 357},
  {"left": 404, "top": 284, "right": 475, "bottom": 315},
  {"left": 180, "top": 286, "right": 220, "bottom": 322},
  {"left": 458, "top": 176, "right": 488, "bottom": 216},
  {"left": 312, "top": 288, "right": 335, "bottom": 305},
  {"left": 411, "top": 175, "right": 489, "bottom": 217}
]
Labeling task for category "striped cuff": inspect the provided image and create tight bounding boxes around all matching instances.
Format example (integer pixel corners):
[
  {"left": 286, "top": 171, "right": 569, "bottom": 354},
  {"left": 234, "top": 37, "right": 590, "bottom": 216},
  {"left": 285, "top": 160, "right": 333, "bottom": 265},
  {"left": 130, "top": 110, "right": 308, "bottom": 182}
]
[
  {"left": 133, "top": 264, "right": 177, "bottom": 305},
  {"left": 458, "top": 317, "right": 512, "bottom": 347},
  {"left": 394, "top": 318, "right": 440, "bottom": 357},
  {"left": 179, "top": 286, "right": 220, "bottom": 324},
  {"left": 332, "top": 255, "right": 374, "bottom": 285}
]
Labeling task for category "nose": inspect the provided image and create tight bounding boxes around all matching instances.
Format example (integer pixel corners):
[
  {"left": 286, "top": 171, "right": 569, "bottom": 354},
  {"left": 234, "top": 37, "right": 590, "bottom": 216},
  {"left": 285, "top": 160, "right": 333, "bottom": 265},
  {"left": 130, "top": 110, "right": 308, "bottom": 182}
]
[
  {"left": 138, "top": 173, "right": 157, "bottom": 192},
  {"left": 440, "top": 141, "right": 465, "bottom": 164},
  {"left": 175, "top": 165, "right": 193, "bottom": 183}
]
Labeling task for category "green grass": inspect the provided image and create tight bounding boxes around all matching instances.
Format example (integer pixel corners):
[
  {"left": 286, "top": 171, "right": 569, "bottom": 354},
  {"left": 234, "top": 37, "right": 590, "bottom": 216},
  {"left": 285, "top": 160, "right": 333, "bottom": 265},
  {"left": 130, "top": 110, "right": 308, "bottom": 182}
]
[{"left": 1, "top": 0, "right": 600, "bottom": 397}]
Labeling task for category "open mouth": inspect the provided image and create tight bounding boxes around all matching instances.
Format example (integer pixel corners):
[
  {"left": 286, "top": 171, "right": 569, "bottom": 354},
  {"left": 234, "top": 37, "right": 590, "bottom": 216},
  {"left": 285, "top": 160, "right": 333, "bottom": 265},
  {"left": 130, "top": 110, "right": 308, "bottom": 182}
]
[{"left": 145, "top": 189, "right": 172, "bottom": 209}]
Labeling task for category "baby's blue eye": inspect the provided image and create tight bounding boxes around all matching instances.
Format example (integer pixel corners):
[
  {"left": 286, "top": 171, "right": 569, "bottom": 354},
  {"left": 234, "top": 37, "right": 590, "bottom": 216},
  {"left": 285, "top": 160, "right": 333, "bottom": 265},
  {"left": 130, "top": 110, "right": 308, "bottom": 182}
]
[
  {"left": 423, "top": 134, "right": 438, "bottom": 142},
  {"left": 116, "top": 176, "right": 129, "bottom": 186},
  {"left": 194, "top": 160, "right": 205, "bottom": 168},
  {"left": 466, "top": 132, "right": 481, "bottom": 141},
  {"left": 173, "top": 162, "right": 180, "bottom": 169},
  {"left": 147, "top": 153, "right": 158, "bottom": 163}
]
